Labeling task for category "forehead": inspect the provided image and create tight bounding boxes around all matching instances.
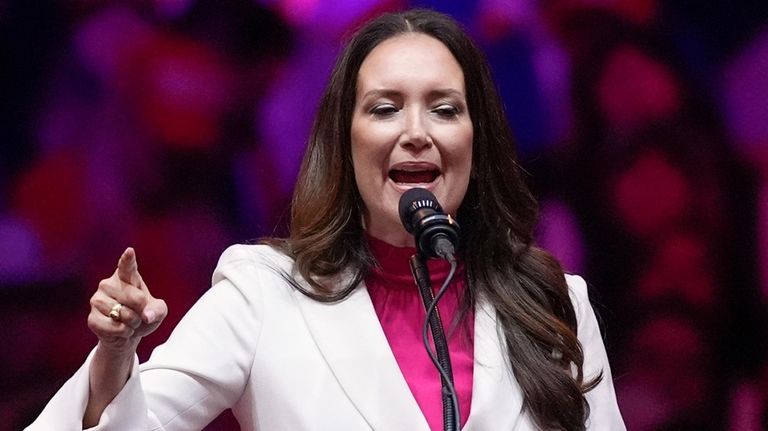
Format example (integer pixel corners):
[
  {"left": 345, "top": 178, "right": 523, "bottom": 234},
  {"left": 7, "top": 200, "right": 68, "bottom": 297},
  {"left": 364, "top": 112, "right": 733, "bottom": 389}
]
[{"left": 356, "top": 33, "right": 465, "bottom": 94}]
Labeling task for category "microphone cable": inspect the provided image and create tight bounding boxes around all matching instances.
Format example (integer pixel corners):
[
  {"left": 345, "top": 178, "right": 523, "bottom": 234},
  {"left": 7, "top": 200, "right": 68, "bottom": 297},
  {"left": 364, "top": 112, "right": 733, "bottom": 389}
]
[{"left": 411, "top": 254, "right": 461, "bottom": 431}]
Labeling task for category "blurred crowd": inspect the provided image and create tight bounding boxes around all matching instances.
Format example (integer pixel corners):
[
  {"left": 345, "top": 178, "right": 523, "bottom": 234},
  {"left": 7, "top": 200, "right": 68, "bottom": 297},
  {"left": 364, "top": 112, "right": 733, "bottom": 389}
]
[{"left": 1, "top": 0, "right": 767, "bottom": 429}]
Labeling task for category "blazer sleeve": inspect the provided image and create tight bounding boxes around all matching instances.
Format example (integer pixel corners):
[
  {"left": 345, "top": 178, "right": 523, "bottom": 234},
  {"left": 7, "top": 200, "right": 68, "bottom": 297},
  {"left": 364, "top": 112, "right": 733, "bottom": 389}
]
[
  {"left": 26, "top": 244, "right": 266, "bottom": 431},
  {"left": 566, "top": 274, "right": 626, "bottom": 430}
]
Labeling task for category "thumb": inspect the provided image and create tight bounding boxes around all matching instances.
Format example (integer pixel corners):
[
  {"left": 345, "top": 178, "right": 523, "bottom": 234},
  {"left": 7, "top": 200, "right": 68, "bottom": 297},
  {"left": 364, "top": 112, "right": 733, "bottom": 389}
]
[{"left": 142, "top": 297, "right": 168, "bottom": 325}]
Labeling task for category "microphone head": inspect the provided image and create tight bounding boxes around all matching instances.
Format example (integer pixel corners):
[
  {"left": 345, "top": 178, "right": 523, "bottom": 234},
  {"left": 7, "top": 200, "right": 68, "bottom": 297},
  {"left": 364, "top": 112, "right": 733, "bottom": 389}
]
[
  {"left": 399, "top": 188, "right": 442, "bottom": 233},
  {"left": 398, "top": 187, "right": 460, "bottom": 258}
]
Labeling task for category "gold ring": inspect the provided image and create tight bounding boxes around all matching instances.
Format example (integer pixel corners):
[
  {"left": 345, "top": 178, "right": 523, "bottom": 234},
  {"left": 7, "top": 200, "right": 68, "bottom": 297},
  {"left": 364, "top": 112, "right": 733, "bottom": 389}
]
[{"left": 109, "top": 303, "right": 123, "bottom": 322}]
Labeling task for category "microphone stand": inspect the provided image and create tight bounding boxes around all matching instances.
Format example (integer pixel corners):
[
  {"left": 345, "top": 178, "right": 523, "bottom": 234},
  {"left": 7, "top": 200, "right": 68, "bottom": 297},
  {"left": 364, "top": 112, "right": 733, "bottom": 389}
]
[{"left": 409, "top": 253, "right": 459, "bottom": 431}]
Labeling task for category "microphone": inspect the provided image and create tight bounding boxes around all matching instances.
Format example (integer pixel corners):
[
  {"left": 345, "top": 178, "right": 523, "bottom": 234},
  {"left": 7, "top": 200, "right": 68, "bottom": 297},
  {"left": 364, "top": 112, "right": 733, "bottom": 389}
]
[
  {"left": 400, "top": 187, "right": 462, "bottom": 430},
  {"left": 398, "top": 187, "right": 460, "bottom": 261}
]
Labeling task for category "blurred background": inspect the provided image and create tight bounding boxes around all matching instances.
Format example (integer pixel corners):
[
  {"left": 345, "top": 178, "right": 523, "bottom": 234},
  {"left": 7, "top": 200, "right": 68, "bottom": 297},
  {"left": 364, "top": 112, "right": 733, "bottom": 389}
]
[{"left": 2, "top": 0, "right": 767, "bottom": 429}]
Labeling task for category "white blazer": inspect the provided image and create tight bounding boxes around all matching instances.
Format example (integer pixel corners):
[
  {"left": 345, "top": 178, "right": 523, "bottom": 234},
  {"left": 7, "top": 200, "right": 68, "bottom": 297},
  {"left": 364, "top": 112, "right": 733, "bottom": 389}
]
[{"left": 27, "top": 244, "right": 626, "bottom": 430}]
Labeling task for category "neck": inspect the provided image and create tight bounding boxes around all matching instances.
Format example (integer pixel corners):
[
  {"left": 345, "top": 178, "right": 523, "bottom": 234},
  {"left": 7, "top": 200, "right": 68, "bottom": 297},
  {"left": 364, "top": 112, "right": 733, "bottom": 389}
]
[{"left": 363, "top": 216, "right": 415, "bottom": 248}]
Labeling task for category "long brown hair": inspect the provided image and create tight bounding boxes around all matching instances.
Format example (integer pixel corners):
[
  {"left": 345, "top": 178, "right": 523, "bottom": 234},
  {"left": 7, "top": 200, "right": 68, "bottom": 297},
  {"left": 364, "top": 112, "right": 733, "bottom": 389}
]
[{"left": 271, "top": 8, "right": 601, "bottom": 430}]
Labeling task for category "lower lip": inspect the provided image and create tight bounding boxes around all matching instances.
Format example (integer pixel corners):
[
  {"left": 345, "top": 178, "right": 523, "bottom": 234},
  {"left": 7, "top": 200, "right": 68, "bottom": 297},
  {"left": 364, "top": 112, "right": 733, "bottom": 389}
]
[{"left": 388, "top": 176, "right": 440, "bottom": 194}]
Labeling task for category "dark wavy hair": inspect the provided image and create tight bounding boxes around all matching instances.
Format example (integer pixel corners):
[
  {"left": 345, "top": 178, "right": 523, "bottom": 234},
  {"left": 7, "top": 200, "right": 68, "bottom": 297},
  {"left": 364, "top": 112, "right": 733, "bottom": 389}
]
[{"left": 270, "top": 8, "right": 601, "bottom": 430}]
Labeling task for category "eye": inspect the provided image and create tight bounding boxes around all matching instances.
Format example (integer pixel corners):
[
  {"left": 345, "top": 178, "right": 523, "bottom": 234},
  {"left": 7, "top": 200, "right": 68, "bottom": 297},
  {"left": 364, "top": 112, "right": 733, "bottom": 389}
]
[
  {"left": 370, "top": 104, "right": 399, "bottom": 118},
  {"left": 432, "top": 104, "right": 460, "bottom": 118}
]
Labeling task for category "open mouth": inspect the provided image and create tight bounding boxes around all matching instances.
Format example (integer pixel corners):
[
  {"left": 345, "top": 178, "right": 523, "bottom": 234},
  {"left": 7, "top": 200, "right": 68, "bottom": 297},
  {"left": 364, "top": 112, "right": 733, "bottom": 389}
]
[{"left": 388, "top": 168, "right": 440, "bottom": 184}]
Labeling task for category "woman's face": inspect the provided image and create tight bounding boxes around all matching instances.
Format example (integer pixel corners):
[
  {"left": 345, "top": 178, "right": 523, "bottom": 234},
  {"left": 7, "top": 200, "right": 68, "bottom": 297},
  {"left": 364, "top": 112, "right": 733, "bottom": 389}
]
[{"left": 351, "top": 33, "right": 473, "bottom": 247}]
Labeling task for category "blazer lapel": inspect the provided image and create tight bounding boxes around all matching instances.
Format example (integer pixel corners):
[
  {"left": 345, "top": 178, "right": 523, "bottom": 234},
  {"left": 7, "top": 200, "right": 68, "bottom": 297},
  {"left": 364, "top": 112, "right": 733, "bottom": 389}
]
[
  {"left": 463, "top": 300, "right": 529, "bottom": 430},
  {"left": 294, "top": 282, "right": 430, "bottom": 431}
]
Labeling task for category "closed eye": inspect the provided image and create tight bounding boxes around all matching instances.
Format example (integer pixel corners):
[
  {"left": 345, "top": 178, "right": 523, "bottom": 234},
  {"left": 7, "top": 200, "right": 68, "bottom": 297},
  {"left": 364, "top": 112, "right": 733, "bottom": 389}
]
[
  {"left": 370, "top": 104, "right": 399, "bottom": 118},
  {"left": 432, "top": 104, "right": 460, "bottom": 118}
]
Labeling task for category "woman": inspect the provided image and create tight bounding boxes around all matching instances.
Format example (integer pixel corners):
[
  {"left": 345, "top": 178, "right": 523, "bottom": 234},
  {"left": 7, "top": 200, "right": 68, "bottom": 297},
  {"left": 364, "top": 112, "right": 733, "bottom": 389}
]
[{"left": 28, "top": 9, "right": 624, "bottom": 430}]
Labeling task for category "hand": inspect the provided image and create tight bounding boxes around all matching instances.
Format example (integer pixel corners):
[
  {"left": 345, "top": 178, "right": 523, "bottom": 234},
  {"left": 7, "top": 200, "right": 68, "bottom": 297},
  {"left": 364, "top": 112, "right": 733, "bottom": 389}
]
[{"left": 88, "top": 247, "right": 168, "bottom": 356}]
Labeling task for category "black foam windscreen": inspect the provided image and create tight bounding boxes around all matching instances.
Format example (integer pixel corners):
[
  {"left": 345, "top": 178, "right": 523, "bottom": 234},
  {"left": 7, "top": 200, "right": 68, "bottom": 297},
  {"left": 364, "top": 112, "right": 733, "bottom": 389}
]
[{"left": 398, "top": 188, "right": 442, "bottom": 233}]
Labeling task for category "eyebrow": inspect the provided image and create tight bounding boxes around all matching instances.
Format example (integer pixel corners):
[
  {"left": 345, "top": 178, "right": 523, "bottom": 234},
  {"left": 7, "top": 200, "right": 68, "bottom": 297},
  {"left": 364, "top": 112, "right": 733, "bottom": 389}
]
[{"left": 360, "top": 88, "right": 466, "bottom": 100}]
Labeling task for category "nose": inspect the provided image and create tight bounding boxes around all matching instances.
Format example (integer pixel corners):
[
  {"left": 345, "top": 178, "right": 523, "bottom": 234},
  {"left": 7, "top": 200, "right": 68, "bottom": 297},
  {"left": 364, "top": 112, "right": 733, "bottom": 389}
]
[{"left": 400, "top": 110, "right": 432, "bottom": 152}]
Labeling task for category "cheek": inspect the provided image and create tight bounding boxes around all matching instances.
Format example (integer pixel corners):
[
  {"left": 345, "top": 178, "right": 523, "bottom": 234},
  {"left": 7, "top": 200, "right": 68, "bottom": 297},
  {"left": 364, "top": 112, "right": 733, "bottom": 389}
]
[
  {"left": 437, "top": 123, "right": 473, "bottom": 160},
  {"left": 351, "top": 117, "right": 403, "bottom": 172},
  {"left": 351, "top": 120, "right": 391, "bottom": 161},
  {"left": 351, "top": 143, "right": 380, "bottom": 186},
  {"left": 452, "top": 128, "right": 474, "bottom": 175},
  {"left": 350, "top": 122, "right": 371, "bottom": 182},
  {"left": 350, "top": 122, "right": 390, "bottom": 203},
  {"left": 442, "top": 128, "right": 474, "bottom": 213}
]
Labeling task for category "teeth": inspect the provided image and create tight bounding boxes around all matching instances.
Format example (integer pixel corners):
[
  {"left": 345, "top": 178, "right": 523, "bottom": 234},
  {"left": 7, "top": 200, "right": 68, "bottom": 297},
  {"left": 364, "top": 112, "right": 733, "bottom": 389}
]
[{"left": 392, "top": 167, "right": 439, "bottom": 173}]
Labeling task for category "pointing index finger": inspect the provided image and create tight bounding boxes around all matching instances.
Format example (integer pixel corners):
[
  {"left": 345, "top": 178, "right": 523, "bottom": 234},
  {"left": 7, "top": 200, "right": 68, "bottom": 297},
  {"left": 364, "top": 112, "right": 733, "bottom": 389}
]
[{"left": 117, "top": 247, "right": 140, "bottom": 286}]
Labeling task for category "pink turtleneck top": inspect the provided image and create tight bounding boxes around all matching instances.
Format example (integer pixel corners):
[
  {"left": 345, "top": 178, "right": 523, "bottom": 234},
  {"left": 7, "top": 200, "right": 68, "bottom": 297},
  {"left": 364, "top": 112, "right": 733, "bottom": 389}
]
[{"left": 365, "top": 235, "right": 474, "bottom": 431}]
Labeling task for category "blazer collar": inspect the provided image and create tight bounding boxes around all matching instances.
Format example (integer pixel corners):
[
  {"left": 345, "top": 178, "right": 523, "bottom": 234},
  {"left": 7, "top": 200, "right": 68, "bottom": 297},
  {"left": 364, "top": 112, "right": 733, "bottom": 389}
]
[
  {"left": 294, "top": 282, "right": 429, "bottom": 430},
  {"left": 295, "top": 284, "right": 526, "bottom": 430}
]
